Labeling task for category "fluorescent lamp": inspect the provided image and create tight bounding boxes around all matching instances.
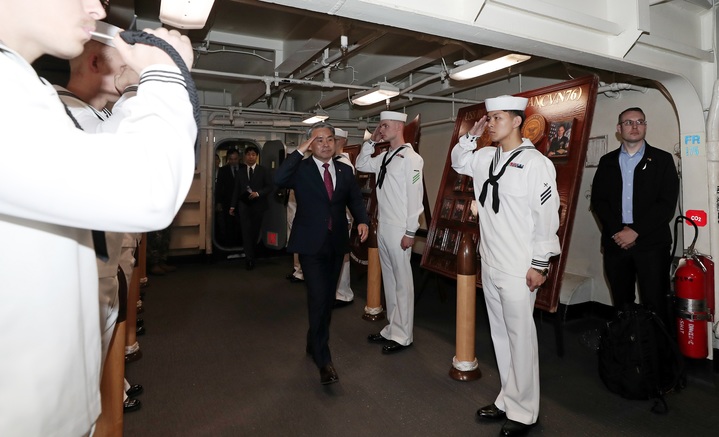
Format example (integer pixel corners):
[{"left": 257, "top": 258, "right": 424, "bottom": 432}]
[
  {"left": 351, "top": 82, "right": 400, "bottom": 106},
  {"left": 302, "top": 109, "right": 329, "bottom": 125},
  {"left": 449, "top": 53, "right": 531, "bottom": 81},
  {"left": 160, "top": 0, "right": 215, "bottom": 29}
]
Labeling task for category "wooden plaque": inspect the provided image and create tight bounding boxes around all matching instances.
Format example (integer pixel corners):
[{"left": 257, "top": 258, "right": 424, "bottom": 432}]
[{"left": 420, "top": 76, "right": 599, "bottom": 313}]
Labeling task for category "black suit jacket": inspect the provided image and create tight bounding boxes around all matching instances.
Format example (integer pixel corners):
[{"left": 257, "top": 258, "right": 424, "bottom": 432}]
[
  {"left": 215, "top": 164, "right": 237, "bottom": 208},
  {"left": 231, "top": 163, "right": 273, "bottom": 211},
  {"left": 591, "top": 142, "right": 679, "bottom": 251},
  {"left": 274, "top": 151, "right": 369, "bottom": 255}
]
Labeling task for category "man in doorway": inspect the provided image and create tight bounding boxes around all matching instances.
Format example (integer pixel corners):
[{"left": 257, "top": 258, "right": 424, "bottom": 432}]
[
  {"left": 215, "top": 148, "right": 242, "bottom": 247},
  {"left": 452, "top": 95, "right": 560, "bottom": 436},
  {"left": 274, "top": 122, "right": 369, "bottom": 385},
  {"left": 230, "top": 145, "right": 273, "bottom": 270},
  {"left": 591, "top": 107, "right": 679, "bottom": 327},
  {"left": 356, "top": 111, "right": 425, "bottom": 354}
]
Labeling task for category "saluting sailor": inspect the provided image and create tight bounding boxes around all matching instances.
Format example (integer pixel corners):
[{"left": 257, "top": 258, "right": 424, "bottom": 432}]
[
  {"left": 451, "top": 95, "right": 560, "bottom": 437},
  {"left": 356, "top": 111, "right": 425, "bottom": 354}
]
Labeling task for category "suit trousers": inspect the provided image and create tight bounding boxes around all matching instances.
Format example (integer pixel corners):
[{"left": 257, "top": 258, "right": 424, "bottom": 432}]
[
  {"left": 239, "top": 204, "right": 265, "bottom": 261},
  {"left": 482, "top": 263, "right": 540, "bottom": 425},
  {"left": 299, "top": 232, "right": 345, "bottom": 368},
  {"left": 603, "top": 245, "right": 672, "bottom": 326},
  {"left": 378, "top": 223, "right": 414, "bottom": 346}
]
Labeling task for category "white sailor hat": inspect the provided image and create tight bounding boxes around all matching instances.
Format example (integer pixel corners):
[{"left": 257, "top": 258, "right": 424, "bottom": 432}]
[
  {"left": 91, "top": 21, "right": 121, "bottom": 47},
  {"left": 485, "top": 95, "right": 528, "bottom": 112},
  {"left": 335, "top": 128, "right": 348, "bottom": 138},
  {"left": 380, "top": 111, "right": 408, "bottom": 122}
]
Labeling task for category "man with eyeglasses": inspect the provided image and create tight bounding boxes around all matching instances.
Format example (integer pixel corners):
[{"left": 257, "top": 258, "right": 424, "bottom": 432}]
[{"left": 591, "top": 107, "right": 679, "bottom": 327}]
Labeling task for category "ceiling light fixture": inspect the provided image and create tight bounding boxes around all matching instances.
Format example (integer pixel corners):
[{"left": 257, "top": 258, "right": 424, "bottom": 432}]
[
  {"left": 351, "top": 82, "right": 400, "bottom": 106},
  {"left": 302, "top": 109, "right": 330, "bottom": 125},
  {"left": 160, "top": 0, "right": 215, "bottom": 30},
  {"left": 449, "top": 53, "right": 531, "bottom": 81}
]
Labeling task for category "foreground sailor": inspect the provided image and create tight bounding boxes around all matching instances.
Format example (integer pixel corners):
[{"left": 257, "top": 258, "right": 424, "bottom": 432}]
[
  {"left": 0, "top": 1, "right": 196, "bottom": 435},
  {"left": 356, "top": 111, "right": 425, "bottom": 354},
  {"left": 451, "top": 95, "right": 560, "bottom": 437},
  {"left": 274, "top": 122, "right": 369, "bottom": 385},
  {"left": 56, "top": 21, "right": 144, "bottom": 413}
]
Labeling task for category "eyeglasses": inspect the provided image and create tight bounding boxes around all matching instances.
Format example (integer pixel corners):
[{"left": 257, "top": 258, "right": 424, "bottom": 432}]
[{"left": 619, "top": 120, "right": 647, "bottom": 127}]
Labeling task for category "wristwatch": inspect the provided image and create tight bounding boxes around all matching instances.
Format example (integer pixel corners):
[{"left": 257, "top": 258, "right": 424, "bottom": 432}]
[{"left": 532, "top": 267, "right": 549, "bottom": 277}]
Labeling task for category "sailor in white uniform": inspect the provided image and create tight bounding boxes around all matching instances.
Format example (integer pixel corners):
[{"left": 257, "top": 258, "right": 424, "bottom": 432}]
[
  {"left": 333, "top": 128, "right": 355, "bottom": 307},
  {"left": 0, "top": 3, "right": 196, "bottom": 435},
  {"left": 451, "top": 95, "right": 560, "bottom": 437},
  {"left": 356, "top": 111, "right": 424, "bottom": 354},
  {"left": 56, "top": 21, "right": 144, "bottom": 412}
]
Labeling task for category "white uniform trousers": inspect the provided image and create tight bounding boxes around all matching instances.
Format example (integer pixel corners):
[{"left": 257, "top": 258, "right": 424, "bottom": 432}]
[
  {"left": 482, "top": 263, "right": 540, "bottom": 425},
  {"left": 378, "top": 223, "right": 414, "bottom": 345},
  {"left": 118, "top": 246, "right": 136, "bottom": 287},
  {"left": 335, "top": 223, "right": 353, "bottom": 302},
  {"left": 98, "top": 276, "right": 119, "bottom": 368},
  {"left": 287, "top": 191, "right": 304, "bottom": 280}
]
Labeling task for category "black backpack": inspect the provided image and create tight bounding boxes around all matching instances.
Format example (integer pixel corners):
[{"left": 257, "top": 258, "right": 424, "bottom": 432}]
[{"left": 597, "top": 304, "right": 686, "bottom": 414}]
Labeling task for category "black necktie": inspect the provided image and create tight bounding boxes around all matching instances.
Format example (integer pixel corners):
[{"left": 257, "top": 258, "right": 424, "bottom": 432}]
[
  {"left": 232, "top": 166, "right": 237, "bottom": 177},
  {"left": 477, "top": 148, "right": 529, "bottom": 214},
  {"left": 323, "top": 163, "right": 333, "bottom": 230},
  {"left": 249, "top": 166, "right": 254, "bottom": 180}
]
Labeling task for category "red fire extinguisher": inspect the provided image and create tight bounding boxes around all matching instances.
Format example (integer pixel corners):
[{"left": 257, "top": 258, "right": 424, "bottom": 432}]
[{"left": 673, "top": 216, "right": 715, "bottom": 359}]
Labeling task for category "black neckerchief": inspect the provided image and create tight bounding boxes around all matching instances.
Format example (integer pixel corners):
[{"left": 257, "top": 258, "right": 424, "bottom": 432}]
[
  {"left": 377, "top": 145, "right": 407, "bottom": 189},
  {"left": 478, "top": 145, "right": 534, "bottom": 213}
]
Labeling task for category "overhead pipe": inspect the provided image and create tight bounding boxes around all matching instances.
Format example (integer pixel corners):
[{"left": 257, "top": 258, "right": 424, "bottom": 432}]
[
  {"left": 192, "top": 68, "right": 483, "bottom": 105},
  {"left": 597, "top": 82, "right": 649, "bottom": 98}
]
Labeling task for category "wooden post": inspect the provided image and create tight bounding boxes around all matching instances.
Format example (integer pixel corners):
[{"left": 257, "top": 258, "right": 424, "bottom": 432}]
[
  {"left": 94, "top": 269, "right": 127, "bottom": 437},
  {"left": 449, "top": 234, "right": 481, "bottom": 381},
  {"left": 363, "top": 218, "right": 385, "bottom": 321}
]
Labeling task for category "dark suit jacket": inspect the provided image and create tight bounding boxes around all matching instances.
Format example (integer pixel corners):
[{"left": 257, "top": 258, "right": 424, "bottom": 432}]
[
  {"left": 231, "top": 163, "right": 273, "bottom": 211},
  {"left": 215, "top": 164, "right": 237, "bottom": 208},
  {"left": 274, "top": 151, "right": 369, "bottom": 255},
  {"left": 591, "top": 142, "right": 679, "bottom": 251}
]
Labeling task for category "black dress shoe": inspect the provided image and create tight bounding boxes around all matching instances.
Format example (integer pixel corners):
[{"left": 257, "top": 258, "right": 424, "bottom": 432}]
[
  {"left": 136, "top": 326, "right": 146, "bottom": 336},
  {"left": 136, "top": 318, "right": 144, "bottom": 328},
  {"left": 333, "top": 299, "right": 353, "bottom": 309},
  {"left": 367, "top": 333, "right": 389, "bottom": 343},
  {"left": 381, "top": 340, "right": 412, "bottom": 354},
  {"left": 126, "top": 384, "right": 143, "bottom": 397},
  {"left": 319, "top": 364, "right": 339, "bottom": 385},
  {"left": 125, "top": 349, "right": 143, "bottom": 363},
  {"left": 476, "top": 403, "right": 506, "bottom": 420},
  {"left": 123, "top": 398, "right": 141, "bottom": 413},
  {"left": 286, "top": 273, "right": 304, "bottom": 283},
  {"left": 500, "top": 419, "right": 534, "bottom": 436}
]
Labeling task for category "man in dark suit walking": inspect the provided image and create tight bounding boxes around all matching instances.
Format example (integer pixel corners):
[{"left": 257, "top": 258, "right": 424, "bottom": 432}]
[
  {"left": 591, "top": 107, "right": 679, "bottom": 327},
  {"left": 275, "top": 122, "right": 369, "bottom": 385},
  {"left": 230, "top": 145, "right": 273, "bottom": 270}
]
